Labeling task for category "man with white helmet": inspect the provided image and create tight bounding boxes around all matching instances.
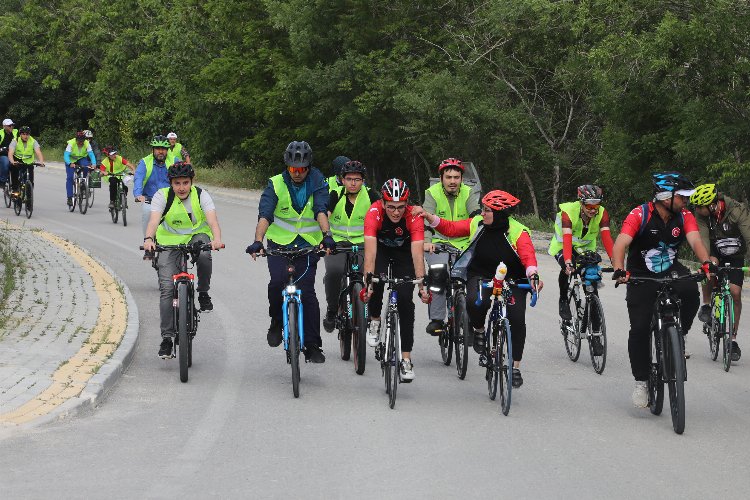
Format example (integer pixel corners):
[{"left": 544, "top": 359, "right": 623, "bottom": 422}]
[
  {"left": 166, "top": 132, "right": 190, "bottom": 163},
  {"left": 0, "top": 118, "right": 18, "bottom": 189}
]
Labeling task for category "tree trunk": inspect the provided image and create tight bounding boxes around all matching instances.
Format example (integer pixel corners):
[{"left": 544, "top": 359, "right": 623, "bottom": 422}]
[
  {"left": 521, "top": 167, "right": 540, "bottom": 217},
  {"left": 552, "top": 162, "right": 560, "bottom": 216}
]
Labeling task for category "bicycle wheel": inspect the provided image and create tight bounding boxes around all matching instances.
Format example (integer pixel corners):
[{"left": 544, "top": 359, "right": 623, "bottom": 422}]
[
  {"left": 498, "top": 318, "right": 513, "bottom": 415},
  {"left": 487, "top": 323, "right": 499, "bottom": 400},
  {"left": 562, "top": 289, "right": 581, "bottom": 362},
  {"left": 454, "top": 291, "right": 469, "bottom": 380},
  {"left": 338, "top": 292, "right": 352, "bottom": 361},
  {"left": 12, "top": 190, "right": 21, "bottom": 216},
  {"left": 78, "top": 180, "right": 88, "bottom": 214},
  {"left": 387, "top": 312, "right": 400, "bottom": 409},
  {"left": 177, "top": 282, "right": 190, "bottom": 383},
  {"left": 722, "top": 294, "right": 734, "bottom": 372},
  {"left": 3, "top": 185, "right": 10, "bottom": 208},
  {"left": 665, "top": 325, "right": 686, "bottom": 434},
  {"left": 352, "top": 282, "right": 367, "bottom": 375},
  {"left": 69, "top": 182, "right": 77, "bottom": 212},
  {"left": 288, "top": 301, "right": 301, "bottom": 398},
  {"left": 439, "top": 316, "right": 453, "bottom": 366},
  {"left": 110, "top": 201, "right": 118, "bottom": 223},
  {"left": 587, "top": 294, "right": 607, "bottom": 374},
  {"left": 121, "top": 190, "right": 128, "bottom": 226},
  {"left": 87, "top": 183, "right": 94, "bottom": 207},
  {"left": 649, "top": 329, "right": 664, "bottom": 416},
  {"left": 706, "top": 297, "right": 720, "bottom": 361},
  {"left": 23, "top": 181, "right": 33, "bottom": 218}
]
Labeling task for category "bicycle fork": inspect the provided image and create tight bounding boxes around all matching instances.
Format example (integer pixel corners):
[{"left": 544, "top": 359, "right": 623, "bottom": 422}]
[{"left": 282, "top": 291, "right": 304, "bottom": 360}]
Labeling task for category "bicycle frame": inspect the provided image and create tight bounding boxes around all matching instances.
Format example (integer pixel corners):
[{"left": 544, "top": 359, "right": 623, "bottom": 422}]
[
  {"left": 336, "top": 244, "right": 366, "bottom": 330},
  {"left": 282, "top": 267, "right": 305, "bottom": 352}
]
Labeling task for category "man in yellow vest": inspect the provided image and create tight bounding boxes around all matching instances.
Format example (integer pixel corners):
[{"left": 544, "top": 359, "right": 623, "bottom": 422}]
[
  {"left": 322, "top": 160, "right": 380, "bottom": 332},
  {"left": 246, "top": 141, "right": 335, "bottom": 363},
  {"left": 0, "top": 118, "right": 18, "bottom": 188},
  {"left": 143, "top": 162, "right": 223, "bottom": 358},
  {"left": 166, "top": 132, "right": 191, "bottom": 163},
  {"left": 326, "top": 155, "right": 349, "bottom": 195},
  {"left": 548, "top": 185, "right": 614, "bottom": 323},
  {"left": 422, "top": 158, "right": 481, "bottom": 335},
  {"left": 8, "top": 126, "right": 45, "bottom": 196},
  {"left": 99, "top": 146, "right": 135, "bottom": 209},
  {"left": 64, "top": 130, "right": 97, "bottom": 207}
]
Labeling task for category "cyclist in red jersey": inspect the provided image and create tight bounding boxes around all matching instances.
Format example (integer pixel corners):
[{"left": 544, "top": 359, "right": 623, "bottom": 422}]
[{"left": 360, "top": 178, "right": 430, "bottom": 382}]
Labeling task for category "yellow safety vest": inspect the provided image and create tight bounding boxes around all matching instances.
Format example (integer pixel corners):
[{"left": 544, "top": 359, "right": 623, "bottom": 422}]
[
  {"left": 329, "top": 187, "right": 371, "bottom": 244},
  {"left": 265, "top": 174, "right": 323, "bottom": 246},
  {"left": 548, "top": 201, "right": 603, "bottom": 256},
  {"left": 428, "top": 183, "right": 471, "bottom": 249},
  {"left": 155, "top": 186, "right": 213, "bottom": 244},
  {"left": 15, "top": 137, "right": 37, "bottom": 165}
]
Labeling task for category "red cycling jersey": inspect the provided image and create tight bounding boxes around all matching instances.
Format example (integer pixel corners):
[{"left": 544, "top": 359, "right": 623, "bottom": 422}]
[{"left": 364, "top": 200, "right": 424, "bottom": 246}]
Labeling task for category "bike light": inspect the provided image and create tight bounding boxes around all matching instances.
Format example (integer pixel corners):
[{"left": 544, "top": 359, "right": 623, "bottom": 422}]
[{"left": 286, "top": 285, "right": 297, "bottom": 294}]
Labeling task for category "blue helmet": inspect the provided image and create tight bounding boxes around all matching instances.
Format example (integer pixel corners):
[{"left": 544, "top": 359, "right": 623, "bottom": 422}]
[{"left": 652, "top": 171, "right": 694, "bottom": 194}]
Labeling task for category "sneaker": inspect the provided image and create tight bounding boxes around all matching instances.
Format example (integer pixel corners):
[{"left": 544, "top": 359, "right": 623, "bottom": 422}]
[
  {"left": 400, "top": 358, "right": 415, "bottom": 382},
  {"left": 683, "top": 335, "right": 691, "bottom": 359},
  {"left": 158, "top": 337, "right": 173, "bottom": 359},
  {"left": 512, "top": 368, "right": 523, "bottom": 388},
  {"left": 732, "top": 340, "right": 741, "bottom": 362},
  {"left": 322, "top": 309, "right": 336, "bottom": 333},
  {"left": 426, "top": 319, "right": 445, "bottom": 336},
  {"left": 473, "top": 328, "right": 485, "bottom": 354},
  {"left": 632, "top": 381, "right": 649, "bottom": 408},
  {"left": 698, "top": 304, "right": 711, "bottom": 323},
  {"left": 67, "top": 197, "right": 73, "bottom": 207},
  {"left": 367, "top": 319, "right": 381, "bottom": 347},
  {"left": 559, "top": 297, "right": 572, "bottom": 321},
  {"left": 108, "top": 201, "right": 115, "bottom": 209},
  {"left": 590, "top": 336, "right": 604, "bottom": 356},
  {"left": 304, "top": 345, "right": 326, "bottom": 363},
  {"left": 198, "top": 292, "right": 213, "bottom": 312},
  {"left": 267, "top": 318, "right": 282, "bottom": 347}
]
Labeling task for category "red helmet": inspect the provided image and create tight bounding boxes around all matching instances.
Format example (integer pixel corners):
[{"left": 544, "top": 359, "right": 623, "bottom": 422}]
[
  {"left": 381, "top": 178, "right": 410, "bottom": 202},
  {"left": 482, "top": 190, "right": 520, "bottom": 211},
  {"left": 438, "top": 158, "right": 464, "bottom": 173}
]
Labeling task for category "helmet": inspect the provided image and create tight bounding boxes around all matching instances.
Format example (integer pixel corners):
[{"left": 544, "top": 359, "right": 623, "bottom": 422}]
[
  {"left": 167, "top": 161, "right": 195, "bottom": 179},
  {"left": 102, "top": 146, "right": 118, "bottom": 156},
  {"left": 438, "top": 157, "right": 464, "bottom": 173},
  {"left": 341, "top": 160, "right": 366, "bottom": 176},
  {"left": 150, "top": 135, "right": 170, "bottom": 148},
  {"left": 18, "top": 126, "right": 31, "bottom": 134},
  {"left": 332, "top": 155, "right": 350, "bottom": 176},
  {"left": 284, "top": 141, "right": 313, "bottom": 168},
  {"left": 75, "top": 130, "right": 86, "bottom": 140},
  {"left": 167, "top": 132, "right": 178, "bottom": 139},
  {"left": 652, "top": 171, "right": 694, "bottom": 195},
  {"left": 690, "top": 183, "right": 717, "bottom": 206},
  {"left": 382, "top": 178, "right": 410, "bottom": 202},
  {"left": 2, "top": 118, "right": 14, "bottom": 126},
  {"left": 577, "top": 184, "right": 603, "bottom": 203},
  {"left": 83, "top": 129, "right": 93, "bottom": 138},
  {"left": 481, "top": 190, "right": 520, "bottom": 211}
]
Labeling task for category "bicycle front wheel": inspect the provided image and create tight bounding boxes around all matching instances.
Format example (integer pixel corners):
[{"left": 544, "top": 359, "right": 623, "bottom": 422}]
[
  {"left": 78, "top": 180, "right": 88, "bottom": 214},
  {"left": 488, "top": 323, "right": 499, "bottom": 400},
  {"left": 587, "top": 294, "right": 607, "bottom": 374},
  {"left": 439, "top": 316, "right": 453, "bottom": 366},
  {"left": 87, "top": 183, "right": 95, "bottom": 207},
  {"left": 3, "top": 185, "right": 10, "bottom": 208},
  {"left": 722, "top": 294, "right": 734, "bottom": 372},
  {"left": 707, "top": 296, "right": 720, "bottom": 361},
  {"left": 121, "top": 190, "right": 128, "bottom": 226},
  {"left": 12, "top": 190, "right": 21, "bottom": 216},
  {"left": 649, "top": 328, "right": 664, "bottom": 416},
  {"left": 454, "top": 291, "right": 469, "bottom": 380},
  {"left": 562, "top": 288, "right": 581, "bottom": 362},
  {"left": 386, "top": 312, "right": 400, "bottom": 409},
  {"left": 498, "top": 318, "right": 513, "bottom": 415},
  {"left": 665, "top": 325, "right": 686, "bottom": 434},
  {"left": 338, "top": 292, "right": 352, "bottom": 361},
  {"left": 352, "top": 282, "right": 367, "bottom": 375},
  {"left": 110, "top": 200, "right": 119, "bottom": 223},
  {"left": 24, "top": 181, "right": 33, "bottom": 218},
  {"left": 288, "top": 301, "right": 301, "bottom": 398},
  {"left": 177, "top": 282, "right": 190, "bottom": 383}
]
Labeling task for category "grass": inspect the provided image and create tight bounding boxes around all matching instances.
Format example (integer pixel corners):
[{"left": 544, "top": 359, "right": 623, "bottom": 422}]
[
  {"left": 0, "top": 231, "right": 20, "bottom": 329},
  {"left": 194, "top": 159, "right": 267, "bottom": 190},
  {"left": 514, "top": 213, "right": 554, "bottom": 233}
]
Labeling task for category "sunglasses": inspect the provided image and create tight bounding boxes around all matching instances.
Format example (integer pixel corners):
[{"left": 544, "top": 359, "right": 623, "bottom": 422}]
[
  {"left": 287, "top": 166, "right": 308, "bottom": 175},
  {"left": 583, "top": 202, "right": 601, "bottom": 210}
]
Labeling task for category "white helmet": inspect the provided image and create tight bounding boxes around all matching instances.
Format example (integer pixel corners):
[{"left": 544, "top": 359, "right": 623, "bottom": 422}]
[
  {"left": 167, "top": 132, "right": 178, "bottom": 139},
  {"left": 83, "top": 129, "right": 93, "bottom": 138}
]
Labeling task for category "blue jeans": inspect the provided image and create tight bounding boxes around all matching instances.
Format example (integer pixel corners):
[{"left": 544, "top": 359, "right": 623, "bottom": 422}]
[
  {"left": 66, "top": 158, "right": 92, "bottom": 198},
  {"left": 0, "top": 155, "right": 9, "bottom": 184}
]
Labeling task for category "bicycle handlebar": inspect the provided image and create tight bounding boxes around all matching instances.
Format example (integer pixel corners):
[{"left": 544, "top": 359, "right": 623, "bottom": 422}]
[
  {"left": 477, "top": 278, "right": 538, "bottom": 307},
  {"left": 262, "top": 246, "right": 325, "bottom": 259},
  {"left": 431, "top": 243, "right": 461, "bottom": 255},
  {"left": 617, "top": 271, "right": 705, "bottom": 288},
  {"left": 331, "top": 241, "right": 363, "bottom": 254},
  {"left": 139, "top": 243, "right": 225, "bottom": 252},
  {"left": 370, "top": 275, "right": 424, "bottom": 286}
]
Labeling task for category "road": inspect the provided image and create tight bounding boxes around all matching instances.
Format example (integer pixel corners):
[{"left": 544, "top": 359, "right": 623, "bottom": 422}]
[{"left": 1, "top": 165, "right": 749, "bottom": 498}]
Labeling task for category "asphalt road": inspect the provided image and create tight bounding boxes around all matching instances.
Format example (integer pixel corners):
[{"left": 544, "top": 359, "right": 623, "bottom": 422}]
[{"left": 1, "top": 165, "right": 749, "bottom": 498}]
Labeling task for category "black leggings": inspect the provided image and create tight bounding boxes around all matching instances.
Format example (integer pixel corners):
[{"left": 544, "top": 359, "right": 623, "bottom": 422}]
[
  {"left": 466, "top": 274, "right": 528, "bottom": 362},
  {"left": 369, "top": 250, "right": 416, "bottom": 352},
  {"left": 10, "top": 164, "right": 33, "bottom": 192},
  {"left": 109, "top": 178, "right": 128, "bottom": 201}
]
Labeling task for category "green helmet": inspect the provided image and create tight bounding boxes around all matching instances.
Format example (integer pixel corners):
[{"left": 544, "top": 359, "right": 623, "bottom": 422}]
[
  {"left": 150, "top": 135, "right": 170, "bottom": 148},
  {"left": 690, "top": 183, "right": 717, "bottom": 206}
]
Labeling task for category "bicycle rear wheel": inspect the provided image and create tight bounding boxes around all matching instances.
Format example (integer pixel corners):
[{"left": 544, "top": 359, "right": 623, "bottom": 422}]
[
  {"left": 386, "top": 312, "right": 400, "bottom": 409},
  {"left": 3, "top": 185, "right": 10, "bottom": 208},
  {"left": 352, "top": 282, "right": 367, "bottom": 375},
  {"left": 454, "top": 291, "right": 469, "bottom": 380},
  {"left": 587, "top": 294, "right": 607, "bottom": 374},
  {"left": 338, "top": 291, "right": 352, "bottom": 361},
  {"left": 177, "top": 282, "right": 190, "bottom": 383},
  {"left": 649, "top": 328, "right": 664, "bottom": 416},
  {"left": 666, "top": 325, "right": 686, "bottom": 434},
  {"left": 706, "top": 298, "right": 720, "bottom": 361},
  {"left": 24, "top": 181, "right": 33, "bottom": 218},
  {"left": 121, "top": 190, "right": 128, "bottom": 226},
  {"left": 562, "top": 288, "right": 581, "bottom": 362},
  {"left": 69, "top": 183, "right": 77, "bottom": 212},
  {"left": 722, "top": 294, "right": 734, "bottom": 372},
  {"left": 439, "top": 317, "right": 453, "bottom": 366},
  {"left": 288, "top": 302, "right": 301, "bottom": 398},
  {"left": 498, "top": 318, "right": 513, "bottom": 415},
  {"left": 78, "top": 180, "right": 88, "bottom": 214},
  {"left": 487, "top": 323, "right": 499, "bottom": 400},
  {"left": 87, "top": 183, "right": 95, "bottom": 207}
]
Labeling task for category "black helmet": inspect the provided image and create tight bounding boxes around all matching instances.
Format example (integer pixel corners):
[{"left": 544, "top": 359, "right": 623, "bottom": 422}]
[
  {"left": 75, "top": 130, "right": 86, "bottom": 140},
  {"left": 19, "top": 126, "right": 31, "bottom": 134},
  {"left": 341, "top": 160, "right": 366, "bottom": 176},
  {"left": 167, "top": 161, "right": 195, "bottom": 179},
  {"left": 284, "top": 141, "right": 312, "bottom": 168},
  {"left": 652, "top": 171, "right": 694, "bottom": 194},
  {"left": 332, "top": 155, "right": 350, "bottom": 176}
]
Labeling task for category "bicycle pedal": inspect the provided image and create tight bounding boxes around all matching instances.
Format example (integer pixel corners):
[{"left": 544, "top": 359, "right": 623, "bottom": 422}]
[{"left": 478, "top": 355, "right": 487, "bottom": 367}]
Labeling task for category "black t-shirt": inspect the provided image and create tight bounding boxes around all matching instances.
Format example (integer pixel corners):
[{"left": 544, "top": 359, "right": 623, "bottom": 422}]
[
  {"left": 468, "top": 226, "right": 526, "bottom": 280},
  {"left": 327, "top": 187, "right": 379, "bottom": 217}
]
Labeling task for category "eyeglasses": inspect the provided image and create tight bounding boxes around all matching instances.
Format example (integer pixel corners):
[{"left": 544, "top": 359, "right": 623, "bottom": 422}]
[
  {"left": 385, "top": 204, "right": 407, "bottom": 212},
  {"left": 481, "top": 206, "right": 493, "bottom": 214},
  {"left": 583, "top": 203, "right": 600, "bottom": 210},
  {"left": 344, "top": 177, "right": 363, "bottom": 183},
  {"left": 287, "top": 166, "right": 307, "bottom": 175}
]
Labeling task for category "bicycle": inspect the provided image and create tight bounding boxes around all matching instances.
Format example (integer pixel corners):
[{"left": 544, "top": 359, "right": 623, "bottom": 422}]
[
  {"left": 262, "top": 246, "right": 324, "bottom": 398},
  {"left": 427, "top": 244, "right": 470, "bottom": 379},
  {"left": 11, "top": 161, "right": 43, "bottom": 219},
  {"left": 141, "top": 241, "right": 223, "bottom": 383},
  {"left": 106, "top": 171, "right": 131, "bottom": 226},
  {"left": 369, "top": 262, "right": 424, "bottom": 409},
  {"left": 70, "top": 163, "right": 94, "bottom": 214},
  {"left": 704, "top": 264, "right": 748, "bottom": 371},
  {"left": 1, "top": 147, "right": 10, "bottom": 208},
  {"left": 331, "top": 242, "right": 368, "bottom": 375},
  {"left": 476, "top": 264, "right": 537, "bottom": 415},
  {"left": 559, "top": 251, "right": 613, "bottom": 374},
  {"left": 620, "top": 271, "right": 704, "bottom": 435}
]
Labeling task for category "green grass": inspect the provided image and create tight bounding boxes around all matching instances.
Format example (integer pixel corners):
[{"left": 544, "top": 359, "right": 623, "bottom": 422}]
[
  {"left": 514, "top": 213, "right": 554, "bottom": 233},
  {"left": 195, "top": 160, "right": 267, "bottom": 190},
  {"left": 0, "top": 231, "right": 20, "bottom": 329}
]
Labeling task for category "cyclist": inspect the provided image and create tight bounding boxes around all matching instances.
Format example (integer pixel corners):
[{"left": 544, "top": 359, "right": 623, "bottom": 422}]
[
  {"left": 134, "top": 135, "right": 179, "bottom": 258},
  {"left": 143, "top": 162, "right": 223, "bottom": 358},
  {"left": 360, "top": 178, "right": 431, "bottom": 382},
  {"left": 83, "top": 129, "right": 101, "bottom": 165},
  {"left": 166, "top": 132, "right": 191, "bottom": 163},
  {"left": 322, "top": 160, "right": 380, "bottom": 332},
  {"left": 64, "top": 130, "right": 97, "bottom": 207},
  {"left": 612, "top": 172, "right": 713, "bottom": 408},
  {"left": 0, "top": 118, "right": 18, "bottom": 189},
  {"left": 548, "top": 185, "right": 614, "bottom": 332},
  {"left": 326, "top": 155, "right": 349, "bottom": 195},
  {"left": 99, "top": 146, "right": 135, "bottom": 209},
  {"left": 691, "top": 183, "right": 750, "bottom": 361},
  {"left": 423, "top": 157, "right": 481, "bottom": 336},
  {"left": 246, "top": 141, "right": 335, "bottom": 364},
  {"left": 421, "top": 190, "right": 543, "bottom": 388},
  {"left": 8, "top": 126, "right": 45, "bottom": 197}
]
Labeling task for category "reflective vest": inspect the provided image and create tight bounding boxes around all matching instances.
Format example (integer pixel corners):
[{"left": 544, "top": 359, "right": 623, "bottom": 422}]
[
  {"left": 168, "top": 143, "right": 184, "bottom": 161},
  {"left": 0, "top": 128, "right": 18, "bottom": 145},
  {"left": 155, "top": 186, "right": 212, "bottom": 245},
  {"left": 428, "top": 183, "right": 472, "bottom": 249},
  {"left": 466, "top": 216, "right": 528, "bottom": 250},
  {"left": 141, "top": 154, "right": 177, "bottom": 188},
  {"left": 265, "top": 174, "right": 323, "bottom": 246},
  {"left": 15, "top": 137, "right": 37, "bottom": 164},
  {"left": 67, "top": 139, "right": 90, "bottom": 162},
  {"left": 548, "top": 201, "right": 603, "bottom": 256},
  {"left": 102, "top": 155, "right": 128, "bottom": 183},
  {"left": 329, "top": 187, "right": 371, "bottom": 243},
  {"left": 327, "top": 174, "right": 343, "bottom": 195}
]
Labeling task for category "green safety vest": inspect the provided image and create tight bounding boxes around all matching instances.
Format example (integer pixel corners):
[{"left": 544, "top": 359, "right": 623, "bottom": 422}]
[
  {"left": 265, "top": 174, "right": 323, "bottom": 246},
  {"left": 169, "top": 143, "right": 183, "bottom": 158},
  {"left": 15, "top": 137, "right": 37, "bottom": 164},
  {"left": 67, "top": 139, "right": 90, "bottom": 163},
  {"left": 548, "top": 201, "right": 603, "bottom": 256},
  {"left": 327, "top": 174, "right": 343, "bottom": 195},
  {"left": 102, "top": 155, "right": 128, "bottom": 182},
  {"left": 155, "top": 186, "right": 213, "bottom": 245},
  {"left": 428, "top": 183, "right": 472, "bottom": 249},
  {"left": 0, "top": 128, "right": 18, "bottom": 144},
  {"left": 329, "top": 187, "right": 371, "bottom": 243},
  {"left": 141, "top": 154, "right": 177, "bottom": 188}
]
